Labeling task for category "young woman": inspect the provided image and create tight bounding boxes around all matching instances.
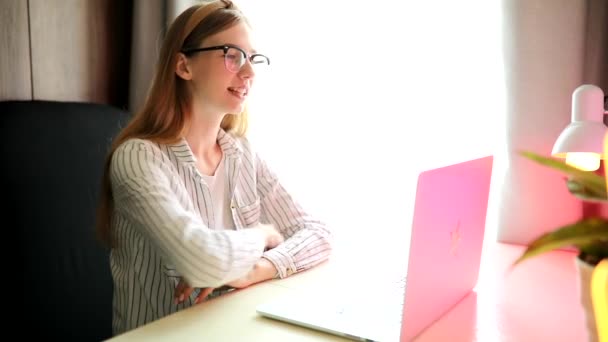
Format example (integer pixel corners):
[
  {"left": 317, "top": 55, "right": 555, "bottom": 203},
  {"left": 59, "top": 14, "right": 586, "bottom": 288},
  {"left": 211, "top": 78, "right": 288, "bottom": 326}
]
[{"left": 96, "top": 0, "right": 332, "bottom": 335}]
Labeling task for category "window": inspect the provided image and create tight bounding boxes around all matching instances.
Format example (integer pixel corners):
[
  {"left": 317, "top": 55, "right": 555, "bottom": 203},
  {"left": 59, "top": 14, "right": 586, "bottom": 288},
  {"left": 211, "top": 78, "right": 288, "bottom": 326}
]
[{"left": 240, "top": 1, "right": 505, "bottom": 257}]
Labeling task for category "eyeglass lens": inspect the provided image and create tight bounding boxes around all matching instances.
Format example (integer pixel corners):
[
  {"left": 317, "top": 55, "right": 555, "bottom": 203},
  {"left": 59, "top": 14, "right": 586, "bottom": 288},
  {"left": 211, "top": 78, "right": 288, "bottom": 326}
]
[{"left": 224, "top": 47, "right": 268, "bottom": 73}]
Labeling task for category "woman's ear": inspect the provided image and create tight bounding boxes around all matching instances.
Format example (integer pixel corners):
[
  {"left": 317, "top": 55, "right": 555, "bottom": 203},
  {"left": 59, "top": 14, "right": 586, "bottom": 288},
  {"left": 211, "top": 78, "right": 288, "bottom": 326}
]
[{"left": 175, "top": 53, "right": 193, "bottom": 80}]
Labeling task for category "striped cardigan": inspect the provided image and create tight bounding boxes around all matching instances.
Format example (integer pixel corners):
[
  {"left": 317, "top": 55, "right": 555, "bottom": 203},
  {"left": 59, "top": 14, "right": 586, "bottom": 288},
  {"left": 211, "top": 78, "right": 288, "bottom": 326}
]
[{"left": 109, "top": 129, "right": 332, "bottom": 335}]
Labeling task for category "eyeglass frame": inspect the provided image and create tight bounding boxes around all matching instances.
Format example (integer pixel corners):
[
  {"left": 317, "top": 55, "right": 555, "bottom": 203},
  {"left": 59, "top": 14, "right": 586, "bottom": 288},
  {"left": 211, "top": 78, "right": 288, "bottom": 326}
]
[{"left": 180, "top": 44, "right": 270, "bottom": 73}]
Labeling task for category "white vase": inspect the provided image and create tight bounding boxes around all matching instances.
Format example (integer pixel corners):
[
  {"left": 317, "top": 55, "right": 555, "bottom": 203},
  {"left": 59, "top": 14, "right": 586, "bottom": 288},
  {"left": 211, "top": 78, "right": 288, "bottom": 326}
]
[{"left": 576, "top": 256, "right": 599, "bottom": 342}]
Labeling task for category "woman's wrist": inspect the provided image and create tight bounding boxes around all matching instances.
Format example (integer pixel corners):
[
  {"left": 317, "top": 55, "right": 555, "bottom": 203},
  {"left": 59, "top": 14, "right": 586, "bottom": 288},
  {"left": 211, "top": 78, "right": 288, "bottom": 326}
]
[{"left": 253, "top": 257, "right": 278, "bottom": 282}]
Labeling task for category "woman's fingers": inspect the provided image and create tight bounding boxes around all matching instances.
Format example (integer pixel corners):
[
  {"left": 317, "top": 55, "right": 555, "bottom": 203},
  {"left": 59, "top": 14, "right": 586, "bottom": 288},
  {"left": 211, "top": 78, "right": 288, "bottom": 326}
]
[
  {"left": 195, "top": 287, "right": 215, "bottom": 304},
  {"left": 181, "top": 286, "right": 195, "bottom": 303},
  {"left": 174, "top": 279, "right": 195, "bottom": 304},
  {"left": 174, "top": 279, "right": 186, "bottom": 304}
]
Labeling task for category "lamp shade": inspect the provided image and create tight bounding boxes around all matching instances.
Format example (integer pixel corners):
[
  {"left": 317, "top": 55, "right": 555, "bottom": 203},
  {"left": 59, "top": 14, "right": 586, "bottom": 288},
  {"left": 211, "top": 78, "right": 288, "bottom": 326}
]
[
  {"left": 552, "top": 84, "right": 607, "bottom": 171},
  {"left": 552, "top": 121, "right": 607, "bottom": 157}
]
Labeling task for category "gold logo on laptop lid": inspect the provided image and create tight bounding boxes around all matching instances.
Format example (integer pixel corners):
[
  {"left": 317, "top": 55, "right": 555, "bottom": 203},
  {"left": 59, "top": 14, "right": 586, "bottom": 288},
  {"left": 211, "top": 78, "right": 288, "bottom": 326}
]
[{"left": 450, "top": 221, "right": 461, "bottom": 256}]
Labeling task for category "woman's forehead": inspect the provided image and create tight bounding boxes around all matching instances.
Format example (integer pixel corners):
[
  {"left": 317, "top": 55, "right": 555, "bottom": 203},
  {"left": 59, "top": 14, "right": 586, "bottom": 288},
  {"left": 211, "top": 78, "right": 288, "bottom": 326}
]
[{"left": 203, "top": 22, "right": 257, "bottom": 53}]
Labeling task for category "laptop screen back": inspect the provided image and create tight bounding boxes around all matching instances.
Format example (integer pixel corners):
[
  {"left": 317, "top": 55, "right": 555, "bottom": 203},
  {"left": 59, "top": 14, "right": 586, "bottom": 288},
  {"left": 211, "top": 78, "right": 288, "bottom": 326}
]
[{"left": 401, "top": 155, "right": 493, "bottom": 340}]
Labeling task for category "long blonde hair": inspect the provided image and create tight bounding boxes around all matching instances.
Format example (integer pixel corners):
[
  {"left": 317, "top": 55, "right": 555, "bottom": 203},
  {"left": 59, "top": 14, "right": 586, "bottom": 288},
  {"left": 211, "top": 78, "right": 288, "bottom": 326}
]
[{"left": 97, "top": 0, "right": 248, "bottom": 246}]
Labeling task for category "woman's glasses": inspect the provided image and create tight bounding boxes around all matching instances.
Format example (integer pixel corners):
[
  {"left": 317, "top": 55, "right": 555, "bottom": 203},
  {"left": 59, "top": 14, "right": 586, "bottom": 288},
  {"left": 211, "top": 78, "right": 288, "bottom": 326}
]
[{"left": 181, "top": 44, "right": 270, "bottom": 73}]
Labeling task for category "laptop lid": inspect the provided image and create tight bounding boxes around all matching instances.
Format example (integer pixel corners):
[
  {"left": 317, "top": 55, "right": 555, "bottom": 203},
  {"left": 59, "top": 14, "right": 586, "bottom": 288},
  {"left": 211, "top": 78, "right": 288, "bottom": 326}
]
[
  {"left": 401, "top": 155, "right": 493, "bottom": 341},
  {"left": 256, "top": 156, "right": 494, "bottom": 342}
]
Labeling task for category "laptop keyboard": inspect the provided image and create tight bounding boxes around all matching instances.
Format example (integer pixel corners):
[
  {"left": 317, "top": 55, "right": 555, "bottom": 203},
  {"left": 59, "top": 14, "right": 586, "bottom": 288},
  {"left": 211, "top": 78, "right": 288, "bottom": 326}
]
[
  {"left": 257, "top": 273, "right": 408, "bottom": 342},
  {"left": 341, "top": 274, "right": 408, "bottom": 336},
  {"left": 388, "top": 275, "right": 408, "bottom": 326},
  {"left": 387, "top": 274, "right": 408, "bottom": 306}
]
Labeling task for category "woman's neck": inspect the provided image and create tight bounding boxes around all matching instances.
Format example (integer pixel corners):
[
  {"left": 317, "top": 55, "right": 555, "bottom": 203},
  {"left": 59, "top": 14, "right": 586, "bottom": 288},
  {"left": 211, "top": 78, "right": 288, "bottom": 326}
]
[
  {"left": 185, "top": 105, "right": 224, "bottom": 156},
  {"left": 184, "top": 109, "right": 224, "bottom": 175},
  {"left": 185, "top": 125, "right": 219, "bottom": 158}
]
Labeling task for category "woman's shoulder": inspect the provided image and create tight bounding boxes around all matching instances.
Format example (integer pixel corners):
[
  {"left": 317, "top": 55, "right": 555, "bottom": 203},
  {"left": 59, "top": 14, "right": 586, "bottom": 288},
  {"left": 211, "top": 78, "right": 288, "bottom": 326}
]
[
  {"left": 112, "top": 138, "right": 167, "bottom": 162},
  {"left": 114, "top": 137, "right": 160, "bottom": 155},
  {"left": 110, "top": 138, "right": 166, "bottom": 177}
]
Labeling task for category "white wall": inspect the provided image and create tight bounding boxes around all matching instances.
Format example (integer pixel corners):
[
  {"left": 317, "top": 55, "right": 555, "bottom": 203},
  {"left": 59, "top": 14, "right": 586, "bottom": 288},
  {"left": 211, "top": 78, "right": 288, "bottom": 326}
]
[{"left": 498, "top": 0, "right": 588, "bottom": 244}]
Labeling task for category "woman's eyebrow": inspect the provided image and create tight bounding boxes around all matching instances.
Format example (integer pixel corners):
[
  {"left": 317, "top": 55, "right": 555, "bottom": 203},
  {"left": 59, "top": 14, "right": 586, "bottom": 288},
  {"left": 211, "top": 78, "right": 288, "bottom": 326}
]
[{"left": 224, "top": 42, "right": 257, "bottom": 54}]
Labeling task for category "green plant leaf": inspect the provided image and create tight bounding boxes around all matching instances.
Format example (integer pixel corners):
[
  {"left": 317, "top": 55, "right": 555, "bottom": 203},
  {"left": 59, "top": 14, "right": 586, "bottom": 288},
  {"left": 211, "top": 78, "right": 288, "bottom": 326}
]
[
  {"left": 566, "top": 179, "right": 608, "bottom": 202},
  {"left": 513, "top": 218, "right": 608, "bottom": 266},
  {"left": 519, "top": 150, "right": 607, "bottom": 200}
]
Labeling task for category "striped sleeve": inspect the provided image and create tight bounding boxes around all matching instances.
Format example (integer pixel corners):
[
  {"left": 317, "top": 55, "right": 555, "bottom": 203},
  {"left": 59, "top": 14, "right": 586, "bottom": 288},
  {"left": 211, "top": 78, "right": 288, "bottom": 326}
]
[
  {"left": 110, "top": 139, "right": 266, "bottom": 287},
  {"left": 255, "top": 153, "right": 333, "bottom": 278}
]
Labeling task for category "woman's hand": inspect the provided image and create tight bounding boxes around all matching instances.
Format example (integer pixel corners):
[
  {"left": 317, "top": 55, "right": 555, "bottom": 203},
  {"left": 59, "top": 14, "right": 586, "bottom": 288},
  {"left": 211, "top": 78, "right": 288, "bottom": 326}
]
[
  {"left": 174, "top": 280, "right": 215, "bottom": 305},
  {"left": 174, "top": 258, "right": 278, "bottom": 304},
  {"left": 257, "top": 223, "right": 284, "bottom": 249},
  {"left": 227, "top": 258, "right": 278, "bottom": 288}
]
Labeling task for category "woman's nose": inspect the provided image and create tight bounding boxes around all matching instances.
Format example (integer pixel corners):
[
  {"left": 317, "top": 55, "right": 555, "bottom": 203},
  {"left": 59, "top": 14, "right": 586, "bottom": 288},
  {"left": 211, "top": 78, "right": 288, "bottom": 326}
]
[{"left": 238, "top": 59, "right": 255, "bottom": 79}]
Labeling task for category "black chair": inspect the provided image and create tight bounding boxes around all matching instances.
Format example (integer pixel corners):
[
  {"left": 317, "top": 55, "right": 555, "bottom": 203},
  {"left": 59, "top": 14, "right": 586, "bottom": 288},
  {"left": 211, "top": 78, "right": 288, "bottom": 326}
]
[{"left": 1, "top": 100, "right": 130, "bottom": 341}]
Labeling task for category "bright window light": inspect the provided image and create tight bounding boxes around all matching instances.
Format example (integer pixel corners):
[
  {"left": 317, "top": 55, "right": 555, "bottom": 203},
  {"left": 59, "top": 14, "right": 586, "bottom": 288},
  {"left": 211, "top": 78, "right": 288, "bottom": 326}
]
[{"left": 238, "top": 1, "right": 505, "bottom": 260}]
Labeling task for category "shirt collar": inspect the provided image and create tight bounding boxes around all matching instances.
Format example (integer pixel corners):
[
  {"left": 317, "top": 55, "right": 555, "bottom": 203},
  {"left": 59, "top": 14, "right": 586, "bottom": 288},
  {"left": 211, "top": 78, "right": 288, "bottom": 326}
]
[
  {"left": 217, "top": 129, "right": 241, "bottom": 157},
  {"left": 168, "top": 129, "right": 242, "bottom": 165}
]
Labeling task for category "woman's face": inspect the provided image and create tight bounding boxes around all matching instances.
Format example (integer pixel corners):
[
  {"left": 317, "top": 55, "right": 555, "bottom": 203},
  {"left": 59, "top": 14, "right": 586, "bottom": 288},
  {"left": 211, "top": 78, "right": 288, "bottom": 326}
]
[{"left": 186, "top": 21, "right": 259, "bottom": 117}]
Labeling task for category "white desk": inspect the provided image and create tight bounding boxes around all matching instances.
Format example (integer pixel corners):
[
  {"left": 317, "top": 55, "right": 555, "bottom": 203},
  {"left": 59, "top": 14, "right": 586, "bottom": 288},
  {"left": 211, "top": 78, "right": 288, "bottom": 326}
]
[{"left": 107, "top": 243, "right": 588, "bottom": 342}]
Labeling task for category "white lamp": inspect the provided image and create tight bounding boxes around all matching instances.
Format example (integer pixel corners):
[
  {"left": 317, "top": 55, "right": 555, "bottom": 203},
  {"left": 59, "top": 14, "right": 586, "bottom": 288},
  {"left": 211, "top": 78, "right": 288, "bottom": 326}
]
[{"left": 552, "top": 84, "right": 607, "bottom": 171}]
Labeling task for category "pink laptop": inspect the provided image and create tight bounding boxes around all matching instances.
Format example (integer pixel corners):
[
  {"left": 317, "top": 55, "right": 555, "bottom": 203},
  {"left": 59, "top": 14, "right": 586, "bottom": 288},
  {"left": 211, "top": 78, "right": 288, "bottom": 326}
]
[{"left": 257, "top": 156, "right": 494, "bottom": 341}]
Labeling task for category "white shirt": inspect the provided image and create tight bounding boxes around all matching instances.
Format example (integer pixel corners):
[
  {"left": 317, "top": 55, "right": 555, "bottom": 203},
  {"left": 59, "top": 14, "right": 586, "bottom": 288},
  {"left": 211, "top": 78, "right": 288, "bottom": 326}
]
[
  {"left": 109, "top": 129, "right": 332, "bottom": 335},
  {"left": 199, "top": 153, "right": 235, "bottom": 230}
]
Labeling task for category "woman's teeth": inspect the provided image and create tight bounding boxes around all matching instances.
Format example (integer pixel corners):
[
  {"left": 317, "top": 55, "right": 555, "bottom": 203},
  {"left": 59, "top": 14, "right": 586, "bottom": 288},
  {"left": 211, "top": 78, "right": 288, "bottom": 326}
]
[{"left": 228, "top": 87, "right": 246, "bottom": 96}]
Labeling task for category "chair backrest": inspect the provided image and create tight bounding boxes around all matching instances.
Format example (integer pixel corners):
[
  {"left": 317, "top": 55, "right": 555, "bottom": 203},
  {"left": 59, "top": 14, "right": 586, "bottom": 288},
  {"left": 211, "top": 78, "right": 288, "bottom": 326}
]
[{"left": 1, "top": 100, "right": 130, "bottom": 341}]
